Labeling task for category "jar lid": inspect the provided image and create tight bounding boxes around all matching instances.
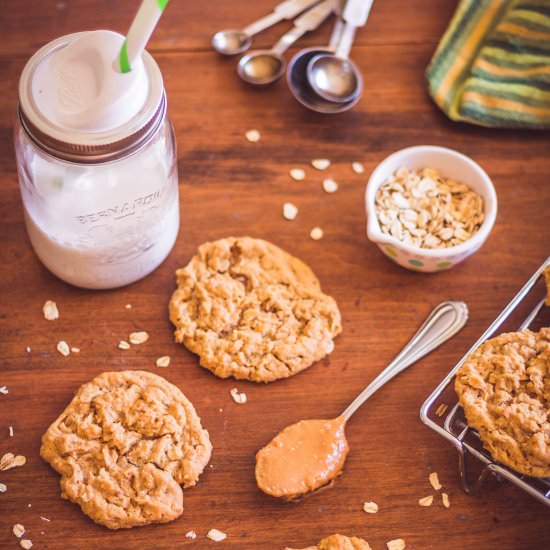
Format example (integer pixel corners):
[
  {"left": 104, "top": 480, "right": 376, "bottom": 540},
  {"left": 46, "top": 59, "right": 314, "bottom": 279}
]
[{"left": 18, "top": 31, "right": 165, "bottom": 163}]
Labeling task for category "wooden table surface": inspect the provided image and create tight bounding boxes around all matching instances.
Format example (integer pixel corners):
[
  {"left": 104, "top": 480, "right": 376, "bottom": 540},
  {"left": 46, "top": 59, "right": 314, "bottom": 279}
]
[{"left": 1, "top": 1, "right": 549, "bottom": 549}]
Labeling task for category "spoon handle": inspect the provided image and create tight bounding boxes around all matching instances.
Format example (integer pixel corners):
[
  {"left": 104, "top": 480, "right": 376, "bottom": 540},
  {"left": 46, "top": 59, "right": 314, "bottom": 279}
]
[
  {"left": 243, "top": 0, "right": 321, "bottom": 37},
  {"left": 272, "top": 0, "right": 337, "bottom": 55},
  {"left": 334, "top": 0, "right": 374, "bottom": 58},
  {"left": 341, "top": 301, "right": 469, "bottom": 421}
]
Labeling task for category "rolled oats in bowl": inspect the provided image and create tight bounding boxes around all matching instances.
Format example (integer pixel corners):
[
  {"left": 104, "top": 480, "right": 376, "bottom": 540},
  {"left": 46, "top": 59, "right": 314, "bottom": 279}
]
[{"left": 375, "top": 167, "right": 484, "bottom": 250}]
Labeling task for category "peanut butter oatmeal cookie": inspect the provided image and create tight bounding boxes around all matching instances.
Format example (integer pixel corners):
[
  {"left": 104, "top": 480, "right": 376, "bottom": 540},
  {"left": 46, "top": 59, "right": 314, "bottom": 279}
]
[
  {"left": 40, "top": 371, "right": 212, "bottom": 529},
  {"left": 169, "top": 237, "right": 342, "bottom": 383},
  {"left": 455, "top": 329, "right": 550, "bottom": 477},
  {"left": 285, "top": 534, "right": 371, "bottom": 550}
]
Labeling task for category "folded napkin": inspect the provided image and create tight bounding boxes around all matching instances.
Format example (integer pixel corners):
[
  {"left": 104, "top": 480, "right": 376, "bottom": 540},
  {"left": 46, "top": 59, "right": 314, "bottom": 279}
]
[{"left": 426, "top": 0, "right": 550, "bottom": 129}]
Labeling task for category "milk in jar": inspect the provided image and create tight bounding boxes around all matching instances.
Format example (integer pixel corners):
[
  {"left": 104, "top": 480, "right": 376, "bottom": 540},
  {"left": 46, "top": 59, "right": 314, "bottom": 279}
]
[{"left": 14, "top": 31, "right": 179, "bottom": 289}]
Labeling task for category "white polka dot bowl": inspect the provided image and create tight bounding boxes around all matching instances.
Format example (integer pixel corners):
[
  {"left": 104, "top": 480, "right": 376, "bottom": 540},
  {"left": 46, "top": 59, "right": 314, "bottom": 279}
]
[{"left": 365, "top": 145, "right": 497, "bottom": 273}]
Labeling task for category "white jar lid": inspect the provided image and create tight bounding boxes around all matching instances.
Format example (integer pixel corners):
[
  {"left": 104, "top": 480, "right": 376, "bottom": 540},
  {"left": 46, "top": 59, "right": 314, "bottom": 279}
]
[{"left": 18, "top": 30, "right": 165, "bottom": 163}]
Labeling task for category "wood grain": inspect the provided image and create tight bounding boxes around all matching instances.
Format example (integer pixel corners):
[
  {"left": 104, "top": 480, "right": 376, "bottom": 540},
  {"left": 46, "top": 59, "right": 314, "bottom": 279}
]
[{"left": 0, "top": 1, "right": 549, "bottom": 549}]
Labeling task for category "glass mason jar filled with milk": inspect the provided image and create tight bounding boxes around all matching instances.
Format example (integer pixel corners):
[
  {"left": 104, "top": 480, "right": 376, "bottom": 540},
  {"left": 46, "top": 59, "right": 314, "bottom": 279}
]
[{"left": 14, "top": 31, "right": 179, "bottom": 289}]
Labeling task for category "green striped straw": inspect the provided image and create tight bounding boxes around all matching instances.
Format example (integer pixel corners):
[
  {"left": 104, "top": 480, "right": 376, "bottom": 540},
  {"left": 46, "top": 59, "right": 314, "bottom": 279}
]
[{"left": 116, "top": 0, "right": 170, "bottom": 73}]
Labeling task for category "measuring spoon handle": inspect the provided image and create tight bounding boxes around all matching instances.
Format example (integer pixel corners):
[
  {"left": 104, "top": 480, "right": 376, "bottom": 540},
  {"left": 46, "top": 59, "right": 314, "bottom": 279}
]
[
  {"left": 243, "top": 0, "right": 321, "bottom": 37},
  {"left": 334, "top": 0, "right": 374, "bottom": 58},
  {"left": 272, "top": 0, "right": 337, "bottom": 55},
  {"left": 341, "top": 301, "right": 469, "bottom": 421}
]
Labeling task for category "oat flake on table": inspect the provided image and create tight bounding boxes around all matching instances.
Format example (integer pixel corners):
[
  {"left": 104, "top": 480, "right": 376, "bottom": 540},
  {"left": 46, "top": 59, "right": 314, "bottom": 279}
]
[
  {"left": 0, "top": 482, "right": 6, "bottom": 492},
  {"left": 386, "top": 539, "right": 406, "bottom": 550},
  {"left": 0, "top": 385, "right": 8, "bottom": 395},
  {"left": 352, "top": 161, "right": 365, "bottom": 174},
  {"left": 207, "top": 529, "right": 227, "bottom": 542},
  {"left": 118, "top": 340, "right": 131, "bottom": 350},
  {"left": 322, "top": 178, "right": 338, "bottom": 193},
  {"left": 312, "top": 158, "right": 330, "bottom": 170},
  {"left": 442, "top": 492, "right": 450, "bottom": 508},
  {"left": 156, "top": 355, "right": 171, "bottom": 368},
  {"left": 310, "top": 227, "right": 324, "bottom": 240},
  {"left": 245, "top": 129, "right": 261, "bottom": 143},
  {"left": 418, "top": 495, "right": 433, "bottom": 507},
  {"left": 0, "top": 453, "right": 26, "bottom": 471},
  {"left": 185, "top": 530, "right": 197, "bottom": 539},
  {"left": 230, "top": 388, "right": 247, "bottom": 404},
  {"left": 42, "top": 300, "right": 59, "bottom": 320},
  {"left": 429, "top": 471, "right": 442, "bottom": 490},
  {"left": 129, "top": 331, "right": 149, "bottom": 345},
  {"left": 13, "top": 523, "right": 25, "bottom": 538},
  {"left": 283, "top": 202, "right": 298, "bottom": 220},
  {"left": 20, "top": 540, "right": 33, "bottom": 550},
  {"left": 363, "top": 501, "right": 379, "bottom": 513},
  {"left": 290, "top": 168, "right": 306, "bottom": 181},
  {"left": 56, "top": 340, "right": 70, "bottom": 356}
]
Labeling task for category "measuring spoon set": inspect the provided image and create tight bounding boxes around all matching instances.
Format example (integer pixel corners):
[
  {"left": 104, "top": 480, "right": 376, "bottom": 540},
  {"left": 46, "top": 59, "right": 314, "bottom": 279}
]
[{"left": 212, "top": 0, "right": 374, "bottom": 113}]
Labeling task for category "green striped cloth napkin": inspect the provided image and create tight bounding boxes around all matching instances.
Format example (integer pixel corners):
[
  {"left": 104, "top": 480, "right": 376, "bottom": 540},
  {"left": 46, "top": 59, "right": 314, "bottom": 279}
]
[{"left": 426, "top": 0, "right": 550, "bottom": 129}]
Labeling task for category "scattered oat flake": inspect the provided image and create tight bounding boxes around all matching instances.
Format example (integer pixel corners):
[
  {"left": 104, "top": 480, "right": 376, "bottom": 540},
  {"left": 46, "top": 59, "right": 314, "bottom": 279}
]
[
  {"left": 27, "top": 503, "right": 31, "bottom": 508},
  {"left": 0, "top": 386, "right": 8, "bottom": 395},
  {"left": 0, "top": 453, "right": 26, "bottom": 471},
  {"left": 9, "top": 426, "right": 13, "bottom": 437},
  {"left": 363, "top": 501, "right": 379, "bottom": 514},
  {"left": 13, "top": 523, "right": 25, "bottom": 537},
  {"left": 207, "top": 529, "right": 227, "bottom": 542},
  {"left": 125, "top": 303, "right": 132, "bottom": 309},
  {"left": 352, "top": 161, "right": 365, "bottom": 174},
  {"left": 0, "top": 482, "right": 6, "bottom": 492},
  {"left": 289, "top": 168, "right": 306, "bottom": 181},
  {"left": 26, "top": 346, "right": 31, "bottom": 353},
  {"left": 42, "top": 300, "right": 59, "bottom": 320},
  {"left": 387, "top": 539, "right": 406, "bottom": 550},
  {"left": 283, "top": 202, "right": 298, "bottom": 221},
  {"left": 322, "top": 178, "right": 338, "bottom": 193},
  {"left": 312, "top": 158, "right": 330, "bottom": 170},
  {"left": 129, "top": 331, "right": 149, "bottom": 345},
  {"left": 435, "top": 403, "right": 448, "bottom": 417},
  {"left": 40, "top": 516, "right": 50, "bottom": 522},
  {"left": 245, "top": 129, "right": 261, "bottom": 143},
  {"left": 429, "top": 472, "right": 442, "bottom": 490},
  {"left": 71, "top": 347, "right": 80, "bottom": 353},
  {"left": 185, "top": 530, "right": 197, "bottom": 539},
  {"left": 118, "top": 340, "right": 131, "bottom": 350},
  {"left": 156, "top": 356, "right": 171, "bottom": 368},
  {"left": 310, "top": 227, "right": 324, "bottom": 240},
  {"left": 418, "top": 495, "right": 433, "bottom": 507},
  {"left": 442, "top": 492, "right": 450, "bottom": 508},
  {"left": 230, "top": 387, "right": 247, "bottom": 404},
  {"left": 56, "top": 340, "right": 70, "bottom": 357},
  {"left": 20, "top": 540, "right": 33, "bottom": 550}
]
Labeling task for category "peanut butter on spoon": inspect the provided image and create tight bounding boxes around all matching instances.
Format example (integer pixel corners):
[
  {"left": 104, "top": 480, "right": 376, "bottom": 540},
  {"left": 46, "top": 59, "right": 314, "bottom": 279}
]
[
  {"left": 255, "top": 416, "right": 348, "bottom": 499},
  {"left": 255, "top": 302, "right": 469, "bottom": 499}
]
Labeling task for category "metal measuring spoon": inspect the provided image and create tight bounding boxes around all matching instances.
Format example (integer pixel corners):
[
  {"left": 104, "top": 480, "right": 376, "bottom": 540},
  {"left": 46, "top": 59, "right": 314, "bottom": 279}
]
[
  {"left": 212, "top": 0, "right": 321, "bottom": 55},
  {"left": 237, "top": 0, "right": 336, "bottom": 85},
  {"left": 256, "top": 301, "right": 469, "bottom": 500},
  {"left": 307, "top": 0, "right": 373, "bottom": 103},
  {"left": 287, "top": 17, "right": 361, "bottom": 113}
]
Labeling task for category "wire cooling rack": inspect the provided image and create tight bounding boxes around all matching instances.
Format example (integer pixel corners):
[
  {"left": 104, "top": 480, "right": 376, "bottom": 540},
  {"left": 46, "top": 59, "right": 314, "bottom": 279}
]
[{"left": 420, "top": 257, "right": 550, "bottom": 508}]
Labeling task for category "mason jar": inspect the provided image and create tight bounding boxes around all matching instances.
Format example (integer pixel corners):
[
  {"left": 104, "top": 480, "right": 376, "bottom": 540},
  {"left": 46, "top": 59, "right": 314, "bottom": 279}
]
[{"left": 14, "top": 31, "right": 179, "bottom": 289}]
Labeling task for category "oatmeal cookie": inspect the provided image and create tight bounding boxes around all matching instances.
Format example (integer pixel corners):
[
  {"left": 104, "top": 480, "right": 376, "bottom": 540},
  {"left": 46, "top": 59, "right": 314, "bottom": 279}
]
[
  {"left": 285, "top": 534, "right": 371, "bottom": 550},
  {"left": 455, "top": 329, "right": 550, "bottom": 477},
  {"left": 40, "top": 371, "right": 212, "bottom": 529},
  {"left": 169, "top": 237, "right": 342, "bottom": 383}
]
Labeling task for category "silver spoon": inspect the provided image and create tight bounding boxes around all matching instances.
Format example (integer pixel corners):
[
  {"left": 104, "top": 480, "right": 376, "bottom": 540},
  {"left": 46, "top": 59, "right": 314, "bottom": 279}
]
[
  {"left": 212, "top": 0, "right": 321, "bottom": 56},
  {"left": 307, "top": 0, "right": 373, "bottom": 103},
  {"left": 237, "top": 0, "right": 336, "bottom": 85},
  {"left": 255, "top": 301, "right": 469, "bottom": 499},
  {"left": 287, "top": 17, "right": 362, "bottom": 114}
]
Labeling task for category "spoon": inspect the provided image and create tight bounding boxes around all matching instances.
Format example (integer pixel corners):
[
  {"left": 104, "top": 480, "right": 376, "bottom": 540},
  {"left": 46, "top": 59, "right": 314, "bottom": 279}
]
[
  {"left": 307, "top": 0, "right": 373, "bottom": 103},
  {"left": 287, "top": 17, "right": 363, "bottom": 113},
  {"left": 237, "top": 0, "right": 336, "bottom": 85},
  {"left": 255, "top": 301, "right": 469, "bottom": 499},
  {"left": 212, "top": 0, "right": 321, "bottom": 56}
]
